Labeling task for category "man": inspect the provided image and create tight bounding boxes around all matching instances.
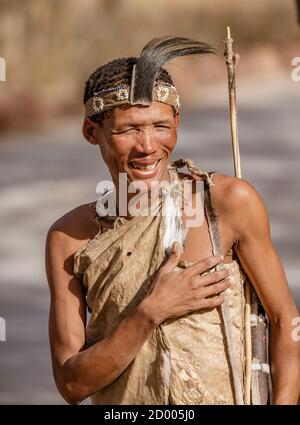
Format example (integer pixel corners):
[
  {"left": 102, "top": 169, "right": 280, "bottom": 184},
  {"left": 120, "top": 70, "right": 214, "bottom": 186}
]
[{"left": 45, "top": 37, "right": 300, "bottom": 405}]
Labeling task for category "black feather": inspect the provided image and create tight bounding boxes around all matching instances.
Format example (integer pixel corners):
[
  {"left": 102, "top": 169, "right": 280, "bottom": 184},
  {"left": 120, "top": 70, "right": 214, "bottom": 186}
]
[{"left": 131, "top": 36, "right": 215, "bottom": 104}]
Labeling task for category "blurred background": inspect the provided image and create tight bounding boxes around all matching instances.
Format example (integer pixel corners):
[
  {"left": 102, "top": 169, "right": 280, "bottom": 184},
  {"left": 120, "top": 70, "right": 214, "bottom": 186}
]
[{"left": 0, "top": 0, "right": 299, "bottom": 404}]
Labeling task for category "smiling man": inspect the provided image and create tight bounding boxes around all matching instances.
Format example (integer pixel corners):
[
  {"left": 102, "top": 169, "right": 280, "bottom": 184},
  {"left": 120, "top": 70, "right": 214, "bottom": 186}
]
[{"left": 45, "top": 37, "right": 300, "bottom": 405}]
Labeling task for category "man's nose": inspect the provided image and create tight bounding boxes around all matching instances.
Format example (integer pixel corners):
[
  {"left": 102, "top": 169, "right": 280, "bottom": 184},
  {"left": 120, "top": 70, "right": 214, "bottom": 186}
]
[{"left": 136, "top": 128, "right": 157, "bottom": 154}]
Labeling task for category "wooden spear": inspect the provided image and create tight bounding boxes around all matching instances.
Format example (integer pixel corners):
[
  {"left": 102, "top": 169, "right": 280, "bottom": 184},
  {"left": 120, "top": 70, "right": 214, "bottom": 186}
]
[
  {"left": 224, "top": 26, "right": 252, "bottom": 404},
  {"left": 224, "top": 26, "right": 242, "bottom": 178}
]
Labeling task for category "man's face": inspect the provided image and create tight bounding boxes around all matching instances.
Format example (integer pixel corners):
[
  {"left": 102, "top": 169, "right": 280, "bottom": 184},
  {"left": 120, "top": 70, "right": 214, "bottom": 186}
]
[{"left": 83, "top": 101, "right": 179, "bottom": 191}]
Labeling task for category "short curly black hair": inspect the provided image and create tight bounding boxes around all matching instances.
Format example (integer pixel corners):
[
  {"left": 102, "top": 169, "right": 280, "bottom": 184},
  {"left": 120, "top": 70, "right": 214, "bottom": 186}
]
[{"left": 83, "top": 57, "right": 174, "bottom": 123}]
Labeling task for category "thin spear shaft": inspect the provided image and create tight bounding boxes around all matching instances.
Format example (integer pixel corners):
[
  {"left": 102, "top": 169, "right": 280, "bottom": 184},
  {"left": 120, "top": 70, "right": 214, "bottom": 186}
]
[
  {"left": 224, "top": 26, "right": 252, "bottom": 405},
  {"left": 225, "top": 26, "right": 242, "bottom": 179}
]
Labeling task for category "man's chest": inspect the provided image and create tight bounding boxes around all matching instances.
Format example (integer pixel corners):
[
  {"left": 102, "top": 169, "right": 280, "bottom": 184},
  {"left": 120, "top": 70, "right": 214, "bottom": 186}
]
[{"left": 179, "top": 215, "right": 235, "bottom": 264}]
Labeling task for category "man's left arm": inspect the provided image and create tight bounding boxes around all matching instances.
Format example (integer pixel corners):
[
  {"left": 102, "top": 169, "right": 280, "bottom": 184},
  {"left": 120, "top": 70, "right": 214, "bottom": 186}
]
[{"left": 219, "top": 177, "right": 300, "bottom": 405}]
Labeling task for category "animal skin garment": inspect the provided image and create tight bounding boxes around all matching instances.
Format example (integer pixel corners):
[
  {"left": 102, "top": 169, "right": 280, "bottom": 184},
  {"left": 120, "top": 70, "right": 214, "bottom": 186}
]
[{"left": 73, "top": 162, "right": 246, "bottom": 404}]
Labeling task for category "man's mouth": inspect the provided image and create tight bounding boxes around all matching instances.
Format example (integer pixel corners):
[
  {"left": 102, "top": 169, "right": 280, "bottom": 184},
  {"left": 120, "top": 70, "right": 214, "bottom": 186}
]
[
  {"left": 128, "top": 159, "right": 161, "bottom": 171},
  {"left": 126, "top": 158, "right": 164, "bottom": 180}
]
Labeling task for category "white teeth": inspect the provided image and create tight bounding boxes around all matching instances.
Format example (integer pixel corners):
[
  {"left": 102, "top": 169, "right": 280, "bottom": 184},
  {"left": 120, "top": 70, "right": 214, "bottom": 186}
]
[{"left": 130, "top": 160, "right": 159, "bottom": 171}]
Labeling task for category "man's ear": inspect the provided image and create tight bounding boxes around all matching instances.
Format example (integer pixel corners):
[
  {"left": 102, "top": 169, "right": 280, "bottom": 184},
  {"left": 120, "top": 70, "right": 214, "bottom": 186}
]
[{"left": 82, "top": 117, "right": 102, "bottom": 145}]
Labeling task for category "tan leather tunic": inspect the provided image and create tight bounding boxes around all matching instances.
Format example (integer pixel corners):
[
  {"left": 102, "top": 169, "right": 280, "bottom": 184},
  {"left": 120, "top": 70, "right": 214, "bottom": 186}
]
[{"left": 73, "top": 161, "right": 246, "bottom": 404}]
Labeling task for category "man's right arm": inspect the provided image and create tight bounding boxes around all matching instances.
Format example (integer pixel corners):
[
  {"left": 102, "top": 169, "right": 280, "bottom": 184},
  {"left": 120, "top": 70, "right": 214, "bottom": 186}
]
[
  {"left": 45, "top": 222, "right": 159, "bottom": 405},
  {"left": 46, "top": 219, "right": 227, "bottom": 404}
]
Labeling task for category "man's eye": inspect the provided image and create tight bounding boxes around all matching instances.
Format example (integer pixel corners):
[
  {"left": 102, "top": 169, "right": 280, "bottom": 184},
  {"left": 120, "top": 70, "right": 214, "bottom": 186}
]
[
  {"left": 155, "top": 125, "right": 170, "bottom": 129},
  {"left": 114, "top": 128, "right": 136, "bottom": 134}
]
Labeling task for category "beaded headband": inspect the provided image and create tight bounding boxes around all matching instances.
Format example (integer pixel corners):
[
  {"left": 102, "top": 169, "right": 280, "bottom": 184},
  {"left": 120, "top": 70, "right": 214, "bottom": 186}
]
[
  {"left": 84, "top": 37, "right": 215, "bottom": 119},
  {"left": 85, "top": 81, "right": 180, "bottom": 118}
]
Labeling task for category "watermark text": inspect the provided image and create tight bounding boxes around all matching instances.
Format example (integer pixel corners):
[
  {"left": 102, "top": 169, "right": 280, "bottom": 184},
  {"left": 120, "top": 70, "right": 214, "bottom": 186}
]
[
  {"left": 0, "top": 316, "right": 6, "bottom": 341},
  {"left": 291, "top": 57, "right": 300, "bottom": 82},
  {"left": 0, "top": 57, "right": 6, "bottom": 81}
]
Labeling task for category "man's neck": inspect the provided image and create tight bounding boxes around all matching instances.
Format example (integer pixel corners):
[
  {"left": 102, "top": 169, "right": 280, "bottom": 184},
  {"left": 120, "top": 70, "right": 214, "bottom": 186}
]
[{"left": 115, "top": 168, "right": 172, "bottom": 220}]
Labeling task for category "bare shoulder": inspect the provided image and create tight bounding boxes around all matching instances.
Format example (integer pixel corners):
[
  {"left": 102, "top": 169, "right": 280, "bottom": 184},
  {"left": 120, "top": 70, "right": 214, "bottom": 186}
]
[
  {"left": 210, "top": 174, "right": 270, "bottom": 241},
  {"left": 45, "top": 202, "right": 98, "bottom": 275},
  {"left": 47, "top": 202, "right": 97, "bottom": 239},
  {"left": 210, "top": 173, "right": 264, "bottom": 215},
  {"left": 177, "top": 170, "right": 262, "bottom": 207}
]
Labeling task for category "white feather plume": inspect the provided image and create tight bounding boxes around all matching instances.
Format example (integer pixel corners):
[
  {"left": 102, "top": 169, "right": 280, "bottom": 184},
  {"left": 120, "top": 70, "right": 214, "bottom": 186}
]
[{"left": 161, "top": 179, "right": 187, "bottom": 256}]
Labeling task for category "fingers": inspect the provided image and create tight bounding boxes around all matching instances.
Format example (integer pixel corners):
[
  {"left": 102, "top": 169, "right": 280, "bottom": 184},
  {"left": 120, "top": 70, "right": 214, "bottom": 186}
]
[
  {"left": 198, "top": 277, "right": 230, "bottom": 299},
  {"left": 184, "top": 255, "right": 223, "bottom": 277},
  {"left": 188, "top": 267, "right": 230, "bottom": 311},
  {"left": 160, "top": 242, "right": 182, "bottom": 274},
  {"left": 190, "top": 269, "right": 229, "bottom": 288},
  {"left": 198, "top": 294, "right": 225, "bottom": 309},
  {"left": 169, "top": 241, "right": 182, "bottom": 258}
]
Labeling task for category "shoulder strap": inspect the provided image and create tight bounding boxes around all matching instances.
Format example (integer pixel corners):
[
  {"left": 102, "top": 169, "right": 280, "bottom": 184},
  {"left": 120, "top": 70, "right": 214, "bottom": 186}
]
[
  {"left": 171, "top": 158, "right": 244, "bottom": 404},
  {"left": 170, "top": 158, "right": 224, "bottom": 257},
  {"left": 204, "top": 172, "right": 245, "bottom": 404},
  {"left": 203, "top": 173, "right": 224, "bottom": 257}
]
